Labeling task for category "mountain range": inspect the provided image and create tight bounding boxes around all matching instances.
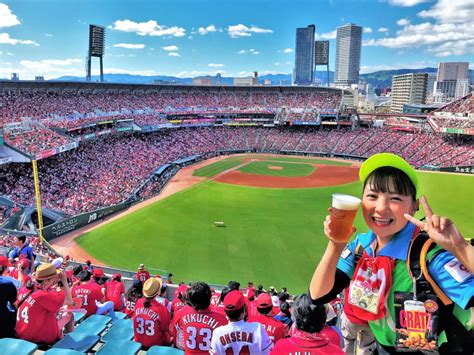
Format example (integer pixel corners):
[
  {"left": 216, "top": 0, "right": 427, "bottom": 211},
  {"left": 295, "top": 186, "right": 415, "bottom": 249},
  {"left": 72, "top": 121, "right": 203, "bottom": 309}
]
[{"left": 52, "top": 68, "right": 473, "bottom": 88}]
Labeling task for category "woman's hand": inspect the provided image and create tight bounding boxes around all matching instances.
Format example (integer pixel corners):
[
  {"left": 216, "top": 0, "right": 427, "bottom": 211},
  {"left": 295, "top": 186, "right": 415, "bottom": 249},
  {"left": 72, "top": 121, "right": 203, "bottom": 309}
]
[
  {"left": 324, "top": 208, "right": 356, "bottom": 245},
  {"left": 404, "top": 196, "right": 467, "bottom": 253}
]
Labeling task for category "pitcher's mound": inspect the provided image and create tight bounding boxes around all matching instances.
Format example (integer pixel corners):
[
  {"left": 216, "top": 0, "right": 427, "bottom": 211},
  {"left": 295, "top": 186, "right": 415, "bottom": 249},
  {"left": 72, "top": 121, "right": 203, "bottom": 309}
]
[{"left": 268, "top": 166, "right": 283, "bottom": 170}]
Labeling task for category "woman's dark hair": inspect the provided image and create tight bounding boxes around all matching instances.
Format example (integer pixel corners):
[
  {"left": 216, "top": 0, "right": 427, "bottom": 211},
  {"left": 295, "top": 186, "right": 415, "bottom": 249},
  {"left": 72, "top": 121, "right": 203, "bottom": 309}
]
[
  {"left": 73, "top": 265, "right": 83, "bottom": 275},
  {"left": 144, "top": 296, "right": 152, "bottom": 308},
  {"left": 219, "top": 287, "right": 231, "bottom": 303},
  {"left": 279, "top": 301, "right": 291, "bottom": 317},
  {"left": 363, "top": 167, "right": 416, "bottom": 201},
  {"left": 225, "top": 305, "right": 246, "bottom": 321},
  {"left": 187, "top": 281, "right": 212, "bottom": 311},
  {"left": 126, "top": 281, "right": 143, "bottom": 301},
  {"left": 292, "top": 294, "right": 326, "bottom": 334}
]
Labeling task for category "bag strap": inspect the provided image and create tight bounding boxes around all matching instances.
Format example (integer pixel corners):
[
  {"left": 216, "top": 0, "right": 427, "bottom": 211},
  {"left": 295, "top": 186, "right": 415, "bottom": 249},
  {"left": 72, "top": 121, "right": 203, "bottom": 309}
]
[
  {"left": 354, "top": 243, "right": 365, "bottom": 264},
  {"left": 407, "top": 232, "right": 452, "bottom": 305}
]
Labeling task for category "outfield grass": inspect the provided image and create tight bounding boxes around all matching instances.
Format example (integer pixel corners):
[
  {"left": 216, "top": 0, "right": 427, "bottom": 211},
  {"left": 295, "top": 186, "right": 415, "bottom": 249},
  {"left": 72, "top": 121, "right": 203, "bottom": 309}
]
[
  {"left": 193, "top": 158, "right": 243, "bottom": 177},
  {"left": 246, "top": 155, "right": 352, "bottom": 166},
  {"left": 77, "top": 164, "right": 474, "bottom": 293},
  {"left": 238, "top": 161, "right": 315, "bottom": 177}
]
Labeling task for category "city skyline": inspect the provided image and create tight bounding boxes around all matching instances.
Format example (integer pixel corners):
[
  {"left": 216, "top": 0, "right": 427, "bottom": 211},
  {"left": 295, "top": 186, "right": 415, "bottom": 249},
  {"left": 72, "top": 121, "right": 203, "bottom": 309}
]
[{"left": 0, "top": 0, "right": 473, "bottom": 80}]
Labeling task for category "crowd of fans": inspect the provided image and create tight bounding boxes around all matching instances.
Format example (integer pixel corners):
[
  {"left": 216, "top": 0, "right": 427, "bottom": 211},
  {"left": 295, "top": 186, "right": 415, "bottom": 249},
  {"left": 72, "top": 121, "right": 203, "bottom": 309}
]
[
  {"left": 1, "top": 126, "right": 472, "bottom": 215},
  {"left": 0, "top": 90, "right": 343, "bottom": 129},
  {"left": 429, "top": 94, "right": 474, "bottom": 130},
  {"left": 0, "top": 243, "right": 344, "bottom": 353},
  {"left": 4, "top": 126, "right": 74, "bottom": 156}
]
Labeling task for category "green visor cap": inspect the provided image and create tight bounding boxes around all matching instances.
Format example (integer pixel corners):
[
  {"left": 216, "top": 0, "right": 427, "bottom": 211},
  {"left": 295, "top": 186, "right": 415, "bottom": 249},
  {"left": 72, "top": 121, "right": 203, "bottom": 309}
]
[{"left": 359, "top": 153, "right": 419, "bottom": 193}]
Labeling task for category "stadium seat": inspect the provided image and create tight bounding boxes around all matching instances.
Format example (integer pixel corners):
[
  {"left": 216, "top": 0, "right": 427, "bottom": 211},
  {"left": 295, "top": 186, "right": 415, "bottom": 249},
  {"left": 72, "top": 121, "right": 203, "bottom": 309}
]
[
  {"left": 102, "top": 319, "right": 134, "bottom": 342},
  {"left": 44, "top": 348, "right": 85, "bottom": 355},
  {"left": 73, "top": 311, "right": 86, "bottom": 324},
  {"left": 0, "top": 338, "right": 38, "bottom": 355},
  {"left": 82, "top": 314, "right": 111, "bottom": 327},
  {"left": 73, "top": 320, "right": 108, "bottom": 336},
  {"left": 96, "top": 340, "right": 141, "bottom": 355},
  {"left": 147, "top": 345, "right": 185, "bottom": 355},
  {"left": 53, "top": 332, "right": 100, "bottom": 353},
  {"left": 114, "top": 311, "right": 127, "bottom": 320}
]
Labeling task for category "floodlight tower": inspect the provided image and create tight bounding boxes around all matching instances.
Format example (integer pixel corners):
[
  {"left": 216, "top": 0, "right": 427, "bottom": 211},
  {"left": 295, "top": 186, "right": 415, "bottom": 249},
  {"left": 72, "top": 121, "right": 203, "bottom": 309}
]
[{"left": 86, "top": 24, "right": 105, "bottom": 82}]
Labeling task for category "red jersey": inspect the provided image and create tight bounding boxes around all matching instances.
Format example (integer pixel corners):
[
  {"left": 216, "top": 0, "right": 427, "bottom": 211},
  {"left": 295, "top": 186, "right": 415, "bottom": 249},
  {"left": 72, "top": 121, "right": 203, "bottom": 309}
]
[
  {"left": 271, "top": 330, "right": 344, "bottom": 355},
  {"left": 249, "top": 314, "right": 286, "bottom": 345},
  {"left": 72, "top": 282, "right": 104, "bottom": 316},
  {"left": 136, "top": 270, "right": 151, "bottom": 283},
  {"left": 125, "top": 296, "right": 138, "bottom": 318},
  {"left": 15, "top": 288, "right": 65, "bottom": 344},
  {"left": 133, "top": 298, "right": 171, "bottom": 348},
  {"left": 105, "top": 280, "right": 125, "bottom": 311},
  {"left": 8, "top": 269, "right": 31, "bottom": 285},
  {"left": 320, "top": 325, "right": 343, "bottom": 348},
  {"left": 171, "top": 297, "right": 186, "bottom": 316},
  {"left": 247, "top": 300, "right": 259, "bottom": 318},
  {"left": 171, "top": 305, "right": 228, "bottom": 354}
]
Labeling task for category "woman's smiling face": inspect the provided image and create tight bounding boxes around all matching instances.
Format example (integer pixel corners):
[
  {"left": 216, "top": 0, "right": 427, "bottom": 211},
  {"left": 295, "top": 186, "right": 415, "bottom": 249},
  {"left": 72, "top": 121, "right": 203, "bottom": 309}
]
[{"left": 362, "top": 181, "right": 418, "bottom": 239}]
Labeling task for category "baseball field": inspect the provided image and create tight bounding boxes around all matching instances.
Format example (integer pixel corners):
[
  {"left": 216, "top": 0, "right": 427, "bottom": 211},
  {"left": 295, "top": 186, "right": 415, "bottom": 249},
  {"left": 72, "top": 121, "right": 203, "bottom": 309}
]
[{"left": 75, "top": 155, "right": 474, "bottom": 292}]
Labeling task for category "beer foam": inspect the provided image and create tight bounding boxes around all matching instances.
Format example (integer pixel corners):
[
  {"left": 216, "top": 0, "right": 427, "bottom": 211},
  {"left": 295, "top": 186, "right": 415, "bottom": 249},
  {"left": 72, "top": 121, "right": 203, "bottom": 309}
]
[{"left": 332, "top": 194, "right": 361, "bottom": 210}]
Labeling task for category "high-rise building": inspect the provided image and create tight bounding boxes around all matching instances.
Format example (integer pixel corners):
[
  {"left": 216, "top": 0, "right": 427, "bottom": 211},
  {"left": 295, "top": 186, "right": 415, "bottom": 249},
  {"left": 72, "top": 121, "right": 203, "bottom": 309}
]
[
  {"left": 294, "top": 25, "right": 315, "bottom": 85},
  {"left": 334, "top": 23, "right": 362, "bottom": 87},
  {"left": 434, "top": 62, "right": 469, "bottom": 102},
  {"left": 390, "top": 73, "right": 427, "bottom": 113}
]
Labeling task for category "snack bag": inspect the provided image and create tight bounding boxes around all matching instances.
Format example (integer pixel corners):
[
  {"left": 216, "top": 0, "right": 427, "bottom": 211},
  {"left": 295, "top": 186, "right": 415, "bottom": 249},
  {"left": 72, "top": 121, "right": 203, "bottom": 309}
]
[{"left": 394, "top": 292, "right": 439, "bottom": 353}]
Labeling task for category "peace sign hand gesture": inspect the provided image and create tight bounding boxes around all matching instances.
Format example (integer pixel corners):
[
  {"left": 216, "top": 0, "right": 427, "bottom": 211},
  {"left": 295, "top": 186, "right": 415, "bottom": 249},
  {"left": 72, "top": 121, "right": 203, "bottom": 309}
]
[{"left": 404, "top": 196, "right": 466, "bottom": 253}]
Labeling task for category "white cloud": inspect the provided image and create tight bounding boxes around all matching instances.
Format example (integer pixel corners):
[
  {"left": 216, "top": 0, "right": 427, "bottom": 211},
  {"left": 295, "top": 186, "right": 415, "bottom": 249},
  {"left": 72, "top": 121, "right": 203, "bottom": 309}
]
[
  {"left": 378, "top": 27, "right": 389, "bottom": 33},
  {"left": 227, "top": 24, "right": 273, "bottom": 38},
  {"left": 208, "top": 63, "right": 224, "bottom": 67},
  {"left": 163, "top": 45, "right": 179, "bottom": 51},
  {"left": 0, "top": 4, "right": 20, "bottom": 28},
  {"left": 418, "top": 0, "right": 474, "bottom": 24},
  {"left": 388, "top": 0, "right": 430, "bottom": 6},
  {"left": 110, "top": 19, "right": 185, "bottom": 37},
  {"left": 363, "top": 27, "right": 373, "bottom": 33},
  {"left": 283, "top": 48, "right": 293, "bottom": 53},
  {"left": 45, "top": 33, "right": 53, "bottom": 37},
  {"left": 397, "top": 18, "right": 410, "bottom": 26},
  {"left": 364, "top": 1, "right": 474, "bottom": 57},
  {"left": 252, "top": 51, "right": 260, "bottom": 55},
  {"left": 168, "top": 52, "right": 180, "bottom": 57},
  {"left": 113, "top": 43, "right": 145, "bottom": 49},
  {"left": 0, "top": 33, "right": 39, "bottom": 46},
  {"left": 238, "top": 49, "right": 246, "bottom": 54},
  {"left": 198, "top": 24, "right": 217, "bottom": 35},
  {"left": 320, "top": 30, "right": 337, "bottom": 40}
]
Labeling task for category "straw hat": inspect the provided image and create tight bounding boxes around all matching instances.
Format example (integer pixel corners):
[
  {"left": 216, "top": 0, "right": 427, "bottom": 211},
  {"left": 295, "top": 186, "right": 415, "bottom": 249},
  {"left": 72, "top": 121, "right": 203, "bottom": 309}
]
[
  {"left": 35, "top": 263, "right": 60, "bottom": 281},
  {"left": 143, "top": 277, "right": 162, "bottom": 298}
]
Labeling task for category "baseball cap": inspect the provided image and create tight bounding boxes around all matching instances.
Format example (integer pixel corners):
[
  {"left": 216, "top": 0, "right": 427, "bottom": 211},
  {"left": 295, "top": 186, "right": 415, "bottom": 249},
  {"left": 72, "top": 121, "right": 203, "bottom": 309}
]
[
  {"left": 138, "top": 263, "right": 145, "bottom": 270},
  {"left": 143, "top": 277, "right": 162, "bottom": 298},
  {"left": 0, "top": 255, "right": 9, "bottom": 267},
  {"left": 35, "top": 263, "right": 60, "bottom": 281},
  {"left": 177, "top": 284, "right": 188, "bottom": 296},
  {"left": 224, "top": 290, "right": 245, "bottom": 311},
  {"left": 359, "top": 153, "right": 418, "bottom": 192},
  {"left": 93, "top": 268, "right": 104, "bottom": 277},
  {"left": 256, "top": 293, "right": 272, "bottom": 308},
  {"left": 113, "top": 273, "right": 121, "bottom": 279}
]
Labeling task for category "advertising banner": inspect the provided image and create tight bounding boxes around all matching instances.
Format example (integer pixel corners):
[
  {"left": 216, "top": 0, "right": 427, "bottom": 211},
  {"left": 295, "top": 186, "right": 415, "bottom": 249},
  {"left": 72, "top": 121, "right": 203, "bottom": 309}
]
[
  {"left": 439, "top": 165, "right": 474, "bottom": 174},
  {"left": 43, "top": 202, "right": 129, "bottom": 240}
]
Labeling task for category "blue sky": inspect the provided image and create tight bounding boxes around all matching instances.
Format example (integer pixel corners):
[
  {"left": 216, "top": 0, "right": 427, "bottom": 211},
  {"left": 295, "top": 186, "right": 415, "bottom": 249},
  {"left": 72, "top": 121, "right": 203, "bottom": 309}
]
[{"left": 0, "top": 0, "right": 473, "bottom": 79}]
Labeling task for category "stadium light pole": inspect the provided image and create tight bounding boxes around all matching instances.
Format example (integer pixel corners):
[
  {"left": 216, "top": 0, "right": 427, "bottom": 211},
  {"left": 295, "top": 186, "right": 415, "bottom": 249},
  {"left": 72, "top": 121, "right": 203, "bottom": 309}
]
[{"left": 32, "top": 159, "right": 45, "bottom": 245}]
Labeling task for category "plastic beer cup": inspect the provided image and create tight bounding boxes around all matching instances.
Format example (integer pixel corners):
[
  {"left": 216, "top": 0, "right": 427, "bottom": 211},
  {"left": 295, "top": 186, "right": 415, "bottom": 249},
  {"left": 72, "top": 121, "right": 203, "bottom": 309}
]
[{"left": 330, "top": 194, "right": 361, "bottom": 242}]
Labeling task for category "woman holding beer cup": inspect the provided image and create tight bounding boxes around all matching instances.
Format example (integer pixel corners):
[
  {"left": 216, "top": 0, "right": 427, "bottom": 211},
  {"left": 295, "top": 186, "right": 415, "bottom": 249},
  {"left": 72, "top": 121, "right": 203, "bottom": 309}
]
[{"left": 309, "top": 153, "right": 473, "bottom": 354}]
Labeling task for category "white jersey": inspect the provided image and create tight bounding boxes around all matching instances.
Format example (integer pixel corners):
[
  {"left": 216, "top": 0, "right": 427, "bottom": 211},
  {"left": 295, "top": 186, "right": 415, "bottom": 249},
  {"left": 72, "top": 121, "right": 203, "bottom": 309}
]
[{"left": 210, "top": 320, "right": 272, "bottom": 354}]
